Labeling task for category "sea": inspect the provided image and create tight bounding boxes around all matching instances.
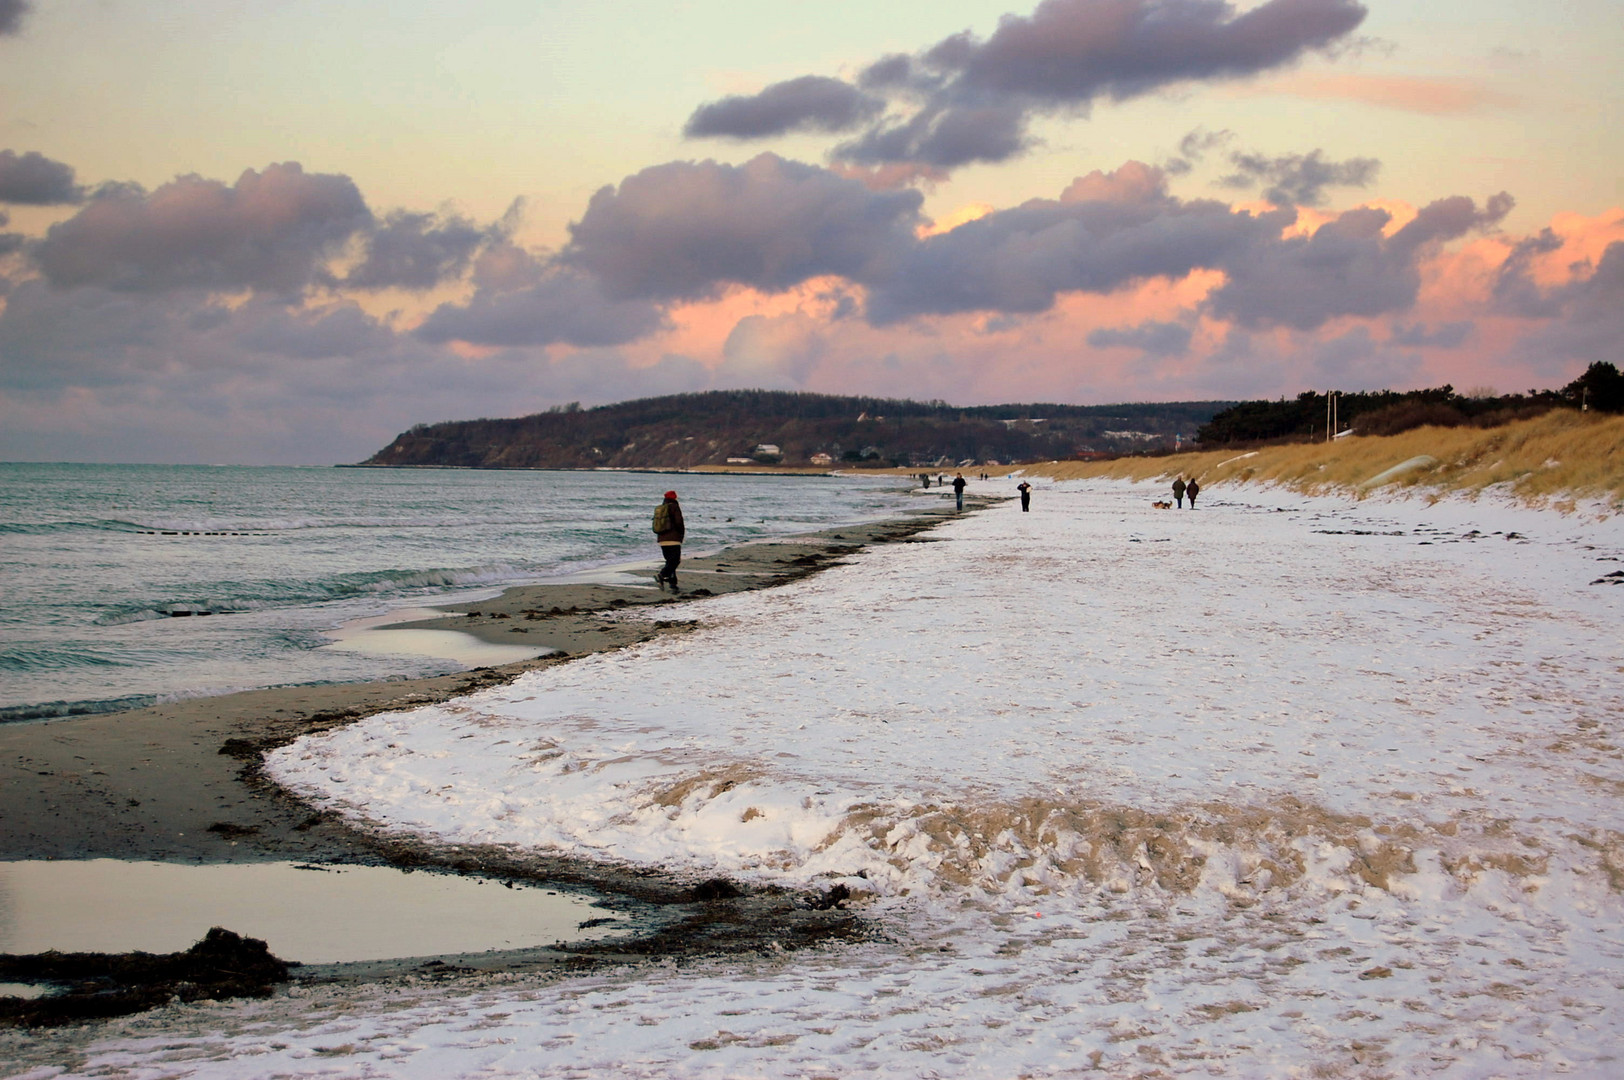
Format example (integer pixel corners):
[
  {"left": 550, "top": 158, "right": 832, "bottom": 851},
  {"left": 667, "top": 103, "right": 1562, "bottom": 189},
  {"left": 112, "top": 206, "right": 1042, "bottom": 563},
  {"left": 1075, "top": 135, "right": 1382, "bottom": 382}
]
[{"left": 0, "top": 463, "right": 918, "bottom": 722}]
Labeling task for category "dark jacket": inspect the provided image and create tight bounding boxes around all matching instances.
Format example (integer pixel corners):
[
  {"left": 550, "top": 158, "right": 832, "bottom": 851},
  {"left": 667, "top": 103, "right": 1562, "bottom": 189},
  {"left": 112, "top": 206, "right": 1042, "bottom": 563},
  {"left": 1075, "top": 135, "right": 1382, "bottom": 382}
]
[{"left": 655, "top": 499, "right": 685, "bottom": 544}]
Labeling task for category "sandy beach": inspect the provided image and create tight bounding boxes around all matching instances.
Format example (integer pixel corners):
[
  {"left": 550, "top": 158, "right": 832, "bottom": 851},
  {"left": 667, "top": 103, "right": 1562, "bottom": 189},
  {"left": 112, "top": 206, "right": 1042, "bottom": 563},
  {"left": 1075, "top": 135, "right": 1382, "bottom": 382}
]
[{"left": 6, "top": 476, "right": 1623, "bottom": 1077}]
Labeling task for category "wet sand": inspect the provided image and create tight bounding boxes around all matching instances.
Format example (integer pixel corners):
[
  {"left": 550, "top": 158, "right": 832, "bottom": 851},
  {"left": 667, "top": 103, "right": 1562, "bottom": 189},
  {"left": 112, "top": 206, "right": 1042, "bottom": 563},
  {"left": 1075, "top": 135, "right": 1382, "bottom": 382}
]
[{"left": 0, "top": 504, "right": 975, "bottom": 985}]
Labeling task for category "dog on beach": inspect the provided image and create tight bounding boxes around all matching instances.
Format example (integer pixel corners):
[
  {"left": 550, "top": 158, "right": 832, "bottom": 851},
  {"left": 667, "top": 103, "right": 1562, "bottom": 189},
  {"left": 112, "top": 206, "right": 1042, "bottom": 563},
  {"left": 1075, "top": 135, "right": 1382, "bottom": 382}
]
[{"left": 1152, "top": 500, "right": 1172, "bottom": 509}]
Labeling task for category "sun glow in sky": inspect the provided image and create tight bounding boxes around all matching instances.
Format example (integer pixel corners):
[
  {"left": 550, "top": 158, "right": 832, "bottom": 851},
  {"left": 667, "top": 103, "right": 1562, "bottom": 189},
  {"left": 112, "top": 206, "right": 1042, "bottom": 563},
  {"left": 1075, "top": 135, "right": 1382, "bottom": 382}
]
[{"left": 0, "top": 0, "right": 1620, "bottom": 463}]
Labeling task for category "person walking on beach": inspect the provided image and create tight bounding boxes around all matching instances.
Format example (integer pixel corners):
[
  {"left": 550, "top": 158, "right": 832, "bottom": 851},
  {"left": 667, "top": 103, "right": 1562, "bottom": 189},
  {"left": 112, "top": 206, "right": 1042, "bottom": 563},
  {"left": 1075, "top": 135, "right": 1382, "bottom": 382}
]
[
  {"left": 952, "top": 472, "right": 966, "bottom": 511},
  {"left": 652, "top": 490, "right": 685, "bottom": 589},
  {"left": 1017, "top": 480, "right": 1031, "bottom": 512},
  {"left": 1172, "top": 477, "right": 1186, "bottom": 508},
  {"left": 1186, "top": 478, "right": 1200, "bottom": 508}
]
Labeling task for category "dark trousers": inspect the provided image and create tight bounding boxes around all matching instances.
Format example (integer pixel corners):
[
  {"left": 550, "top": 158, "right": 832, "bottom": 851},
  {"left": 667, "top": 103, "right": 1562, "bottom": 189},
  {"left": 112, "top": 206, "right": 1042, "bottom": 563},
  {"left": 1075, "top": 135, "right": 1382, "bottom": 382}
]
[
  {"left": 659, "top": 544, "right": 681, "bottom": 583},
  {"left": 1020, "top": 494, "right": 1030, "bottom": 511}
]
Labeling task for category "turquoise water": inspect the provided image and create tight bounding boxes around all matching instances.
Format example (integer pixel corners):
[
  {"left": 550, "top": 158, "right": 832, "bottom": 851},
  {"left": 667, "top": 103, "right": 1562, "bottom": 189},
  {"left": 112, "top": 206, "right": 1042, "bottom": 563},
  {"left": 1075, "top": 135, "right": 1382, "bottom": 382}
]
[{"left": 0, "top": 464, "right": 914, "bottom": 719}]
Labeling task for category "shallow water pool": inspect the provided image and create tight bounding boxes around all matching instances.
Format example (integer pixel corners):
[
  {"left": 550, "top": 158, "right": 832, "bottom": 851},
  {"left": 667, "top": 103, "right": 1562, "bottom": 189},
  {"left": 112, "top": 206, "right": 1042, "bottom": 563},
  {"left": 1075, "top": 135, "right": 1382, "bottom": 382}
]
[{"left": 0, "top": 860, "right": 630, "bottom": 964}]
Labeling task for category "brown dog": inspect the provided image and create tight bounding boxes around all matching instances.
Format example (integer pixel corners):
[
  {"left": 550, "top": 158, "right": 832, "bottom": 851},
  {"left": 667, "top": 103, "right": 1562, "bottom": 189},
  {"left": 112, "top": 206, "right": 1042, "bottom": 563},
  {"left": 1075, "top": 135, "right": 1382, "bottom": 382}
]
[{"left": 1152, "top": 500, "right": 1172, "bottom": 509}]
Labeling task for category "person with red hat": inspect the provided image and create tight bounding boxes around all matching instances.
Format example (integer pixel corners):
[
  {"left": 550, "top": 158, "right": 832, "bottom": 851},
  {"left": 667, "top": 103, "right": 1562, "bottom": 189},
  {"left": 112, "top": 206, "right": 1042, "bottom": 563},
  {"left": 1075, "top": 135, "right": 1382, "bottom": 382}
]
[{"left": 652, "top": 489, "right": 685, "bottom": 590}]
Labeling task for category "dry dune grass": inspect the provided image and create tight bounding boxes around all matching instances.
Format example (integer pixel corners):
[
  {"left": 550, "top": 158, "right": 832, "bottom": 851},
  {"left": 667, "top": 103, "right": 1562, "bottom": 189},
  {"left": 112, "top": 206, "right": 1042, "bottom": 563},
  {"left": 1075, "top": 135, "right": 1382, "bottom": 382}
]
[{"left": 1010, "top": 409, "right": 1624, "bottom": 510}]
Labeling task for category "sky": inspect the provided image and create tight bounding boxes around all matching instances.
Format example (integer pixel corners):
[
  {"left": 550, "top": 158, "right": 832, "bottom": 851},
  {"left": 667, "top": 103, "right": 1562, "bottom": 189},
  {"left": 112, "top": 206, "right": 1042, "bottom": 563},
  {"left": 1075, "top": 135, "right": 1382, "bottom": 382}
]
[{"left": 0, "top": 0, "right": 1620, "bottom": 464}]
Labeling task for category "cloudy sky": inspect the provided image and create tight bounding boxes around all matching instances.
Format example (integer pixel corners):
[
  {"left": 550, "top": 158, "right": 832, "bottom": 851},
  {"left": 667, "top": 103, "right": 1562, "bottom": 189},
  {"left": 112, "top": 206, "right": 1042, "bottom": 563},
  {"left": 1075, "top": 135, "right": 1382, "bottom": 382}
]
[{"left": 1, "top": 0, "right": 1619, "bottom": 464}]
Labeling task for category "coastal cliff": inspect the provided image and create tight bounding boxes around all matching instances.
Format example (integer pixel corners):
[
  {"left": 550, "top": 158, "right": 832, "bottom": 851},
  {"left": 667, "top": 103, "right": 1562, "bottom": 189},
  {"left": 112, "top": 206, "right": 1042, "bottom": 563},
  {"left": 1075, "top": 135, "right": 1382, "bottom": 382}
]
[{"left": 360, "top": 390, "right": 1233, "bottom": 469}]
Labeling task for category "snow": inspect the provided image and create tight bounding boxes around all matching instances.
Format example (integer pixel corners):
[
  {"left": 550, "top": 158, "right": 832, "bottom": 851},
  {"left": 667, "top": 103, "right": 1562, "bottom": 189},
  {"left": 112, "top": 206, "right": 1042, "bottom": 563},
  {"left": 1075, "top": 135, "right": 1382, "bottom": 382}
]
[{"left": 22, "top": 480, "right": 1624, "bottom": 1078}]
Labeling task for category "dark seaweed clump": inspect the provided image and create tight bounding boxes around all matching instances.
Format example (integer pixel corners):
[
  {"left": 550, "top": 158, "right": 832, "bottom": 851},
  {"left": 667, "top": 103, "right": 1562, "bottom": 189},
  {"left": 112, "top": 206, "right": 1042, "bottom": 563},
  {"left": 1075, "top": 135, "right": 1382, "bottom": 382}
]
[{"left": 0, "top": 927, "right": 291, "bottom": 1027}]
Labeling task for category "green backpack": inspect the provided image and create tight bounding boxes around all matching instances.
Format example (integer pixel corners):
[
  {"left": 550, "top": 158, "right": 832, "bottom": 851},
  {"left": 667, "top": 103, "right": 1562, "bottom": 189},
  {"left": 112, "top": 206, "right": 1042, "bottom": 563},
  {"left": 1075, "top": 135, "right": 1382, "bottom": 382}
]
[{"left": 652, "top": 503, "right": 671, "bottom": 533}]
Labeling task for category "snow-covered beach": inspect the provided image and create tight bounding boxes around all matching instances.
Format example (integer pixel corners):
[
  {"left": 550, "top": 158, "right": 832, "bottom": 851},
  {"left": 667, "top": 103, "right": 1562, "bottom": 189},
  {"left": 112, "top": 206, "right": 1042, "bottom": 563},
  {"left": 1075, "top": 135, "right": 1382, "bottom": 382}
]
[{"left": 15, "top": 478, "right": 1624, "bottom": 1078}]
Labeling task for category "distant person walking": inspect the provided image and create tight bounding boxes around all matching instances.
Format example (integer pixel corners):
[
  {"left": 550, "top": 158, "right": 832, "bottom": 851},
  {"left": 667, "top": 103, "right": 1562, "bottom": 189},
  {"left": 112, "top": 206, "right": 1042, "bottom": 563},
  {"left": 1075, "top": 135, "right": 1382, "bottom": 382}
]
[
  {"left": 1017, "top": 480, "right": 1032, "bottom": 512},
  {"left": 652, "top": 490, "right": 685, "bottom": 590},
  {"left": 1186, "top": 478, "right": 1200, "bottom": 508},
  {"left": 1172, "top": 477, "right": 1186, "bottom": 508},
  {"left": 952, "top": 472, "right": 967, "bottom": 511}
]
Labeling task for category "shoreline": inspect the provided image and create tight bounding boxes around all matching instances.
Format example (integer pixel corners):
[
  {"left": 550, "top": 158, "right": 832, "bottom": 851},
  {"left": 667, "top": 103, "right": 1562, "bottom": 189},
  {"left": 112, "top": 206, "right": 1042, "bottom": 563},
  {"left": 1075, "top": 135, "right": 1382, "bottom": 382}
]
[{"left": 0, "top": 501, "right": 980, "bottom": 996}]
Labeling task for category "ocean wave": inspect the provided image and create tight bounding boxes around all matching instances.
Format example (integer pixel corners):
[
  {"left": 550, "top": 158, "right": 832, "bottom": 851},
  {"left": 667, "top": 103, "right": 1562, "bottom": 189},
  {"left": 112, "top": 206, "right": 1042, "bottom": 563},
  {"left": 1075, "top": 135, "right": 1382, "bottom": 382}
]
[
  {"left": 0, "top": 514, "right": 577, "bottom": 535},
  {"left": 120, "top": 513, "right": 565, "bottom": 534},
  {"left": 88, "top": 564, "right": 535, "bottom": 626},
  {"left": 0, "top": 519, "right": 156, "bottom": 535},
  {"left": 0, "top": 644, "right": 151, "bottom": 672},
  {"left": 0, "top": 694, "right": 159, "bottom": 723}
]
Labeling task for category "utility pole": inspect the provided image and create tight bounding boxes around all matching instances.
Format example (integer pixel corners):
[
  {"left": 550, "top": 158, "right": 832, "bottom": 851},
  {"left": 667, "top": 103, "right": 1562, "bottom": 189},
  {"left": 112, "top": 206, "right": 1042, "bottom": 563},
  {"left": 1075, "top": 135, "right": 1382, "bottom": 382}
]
[{"left": 1326, "top": 391, "right": 1340, "bottom": 441}]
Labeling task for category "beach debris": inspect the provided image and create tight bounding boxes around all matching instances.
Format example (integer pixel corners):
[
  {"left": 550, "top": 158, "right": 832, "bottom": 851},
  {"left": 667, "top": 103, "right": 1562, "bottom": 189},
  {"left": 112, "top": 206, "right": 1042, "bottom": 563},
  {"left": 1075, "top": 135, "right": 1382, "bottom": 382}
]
[
  {"left": 687, "top": 878, "right": 743, "bottom": 902},
  {"left": 0, "top": 927, "right": 291, "bottom": 1027}
]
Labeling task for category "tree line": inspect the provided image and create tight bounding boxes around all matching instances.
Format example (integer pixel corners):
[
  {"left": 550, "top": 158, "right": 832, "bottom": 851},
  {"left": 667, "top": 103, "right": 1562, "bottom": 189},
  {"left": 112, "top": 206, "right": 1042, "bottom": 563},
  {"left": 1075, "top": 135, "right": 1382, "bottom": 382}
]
[{"left": 1194, "top": 362, "right": 1624, "bottom": 446}]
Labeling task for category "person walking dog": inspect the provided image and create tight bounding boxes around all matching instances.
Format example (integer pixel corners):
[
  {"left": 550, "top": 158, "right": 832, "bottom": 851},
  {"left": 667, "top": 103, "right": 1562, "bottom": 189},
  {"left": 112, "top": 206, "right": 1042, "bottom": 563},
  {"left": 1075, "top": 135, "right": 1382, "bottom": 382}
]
[
  {"left": 1172, "top": 477, "right": 1186, "bottom": 508},
  {"left": 653, "top": 490, "right": 685, "bottom": 589},
  {"left": 1186, "top": 478, "right": 1200, "bottom": 508}
]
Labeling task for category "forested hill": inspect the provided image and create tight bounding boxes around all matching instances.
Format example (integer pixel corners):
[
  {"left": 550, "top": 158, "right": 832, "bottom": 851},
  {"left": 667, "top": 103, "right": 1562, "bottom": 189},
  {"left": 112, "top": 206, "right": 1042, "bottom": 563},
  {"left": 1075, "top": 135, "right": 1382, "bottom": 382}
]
[{"left": 359, "top": 390, "right": 1234, "bottom": 469}]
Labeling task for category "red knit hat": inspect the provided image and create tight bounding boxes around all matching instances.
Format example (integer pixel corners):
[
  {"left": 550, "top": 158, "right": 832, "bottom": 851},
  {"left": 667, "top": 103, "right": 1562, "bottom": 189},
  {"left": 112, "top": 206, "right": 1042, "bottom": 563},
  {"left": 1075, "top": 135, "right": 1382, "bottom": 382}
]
[{"left": 664, "top": 490, "right": 678, "bottom": 500}]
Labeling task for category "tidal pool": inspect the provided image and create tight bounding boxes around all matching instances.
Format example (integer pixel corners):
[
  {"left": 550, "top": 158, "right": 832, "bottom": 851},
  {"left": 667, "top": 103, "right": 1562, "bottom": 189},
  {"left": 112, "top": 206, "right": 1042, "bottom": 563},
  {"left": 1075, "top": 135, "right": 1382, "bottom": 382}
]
[
  {"left": 0, "top": 860, "right": 631, "bottom": 965},
  {"left": 318, "top": 607, "right": 552, "bottom": 667}
]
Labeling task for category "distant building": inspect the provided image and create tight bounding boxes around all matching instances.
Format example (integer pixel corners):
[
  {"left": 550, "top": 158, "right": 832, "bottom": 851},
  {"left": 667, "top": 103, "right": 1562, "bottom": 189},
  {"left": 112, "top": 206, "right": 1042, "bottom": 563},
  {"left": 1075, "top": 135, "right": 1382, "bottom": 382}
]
[
  {"left": 726, "top": 457, "right": 754, "bottom": 464},
  {"left": 809, "top": 452, "right": 833, "bottom": 466},
  {"left": 753, "top": 444, "right": 781, "bottom": 457}
]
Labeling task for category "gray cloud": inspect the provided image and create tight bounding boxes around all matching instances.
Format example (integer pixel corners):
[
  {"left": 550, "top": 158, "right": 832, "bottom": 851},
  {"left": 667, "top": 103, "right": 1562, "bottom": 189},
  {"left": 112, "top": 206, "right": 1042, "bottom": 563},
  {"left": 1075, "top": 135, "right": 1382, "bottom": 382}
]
[
  {"left": 557, "top": 154, "right": 1507, "bottom": 334},
  {"left": 1207, "top": 192, "right": 1513, "bottom": 330},
  {"left": 0, "top": 275, "right": 714, "bottom": 464},
  {"left": 935, "top": 0, "right": 1366, "bottom": 105},
  {"left": 0, "top": 149, "right": 84, "bottom": 204},
  {"left": 686, "top": 0, "right": 1368, "bottom": 171},
  {"left": 34, "top": 162, "right": 372, "bottom": 294},
  {"left": 834, "top": 102, "right": 1032, "bottom": 170},
  {"left": 1087, "top": 319, "right": 1193, "bottom": 356},
  {"left": 1163, "top": 127, "right": 1235, "bottom": 174},
  {"left": 1505, "top": 241, "right": 1624, "bottom": 371},
  {"left": 231, "top": 298, "right": 398, "bottom": 360},
  {"left": 564, "top": 153, "right": 924, "bottom": 301},
  {"left": 344, "top": 209, "right": 489, "bottom": 290},
  {"left": 416, "top": 268, "right": 666, "bottom": 347},
  {"left": 1180, "top": 128, "right": 1235, "bottom": 160},
  {"left": 1218, "top": 148, "right": 1380, "bottom": 206},
  {"left": 0, "top": 0, "right": 30, "bottom": 36},
  {"left": 1306, "top": 325, "right": 1421, "bottom": 389},
  {"left": 1490, "top": 227, "right": 1565, "bottom": 318},
  {"left": 0, "top": 208, "right": 22, "bottom": 256},
  {"left": 684, "top": 76, "right": 885, "bottom": 139},
  {"left": 1388, "top": 320, "right": 1472, "bottom": 348},
  {"left": 864, "top": 163, "right": 1287, "bottom": 322}
]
